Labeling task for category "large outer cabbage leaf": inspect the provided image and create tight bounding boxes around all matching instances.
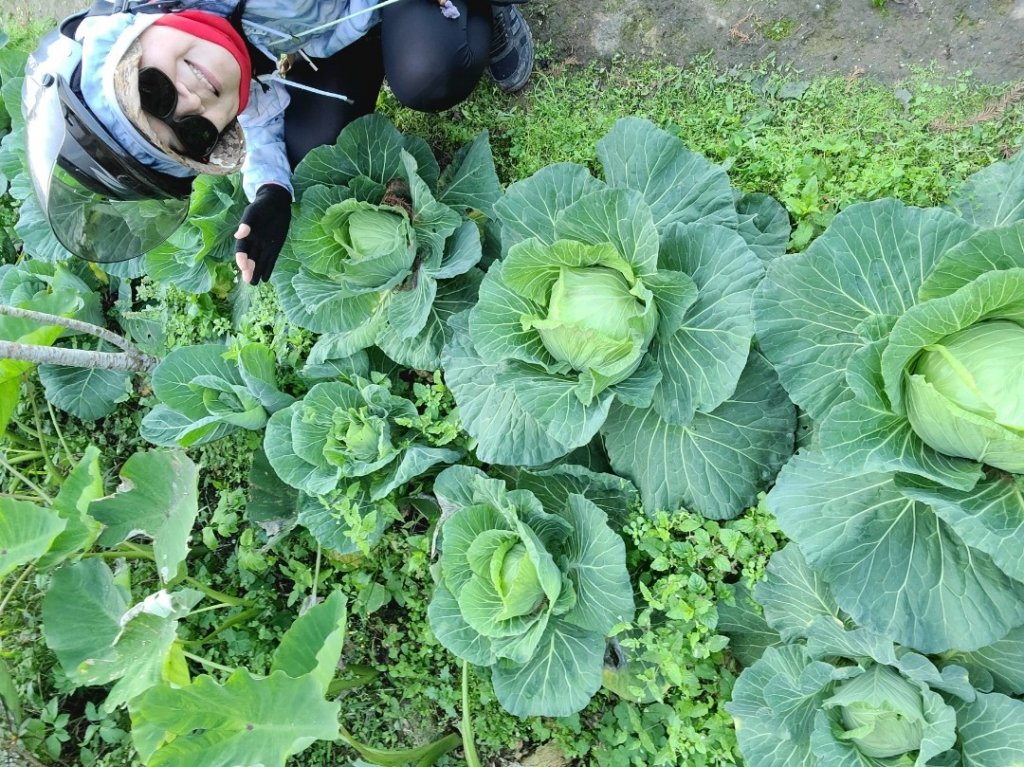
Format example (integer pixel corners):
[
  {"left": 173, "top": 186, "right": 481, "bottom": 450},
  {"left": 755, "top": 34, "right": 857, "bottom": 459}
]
[
  {"left": 444, "top": 118, "right": 795, "bottom": 519},
  {"left": 752, "top": 157, "right": 1024, "bottom": 655}
]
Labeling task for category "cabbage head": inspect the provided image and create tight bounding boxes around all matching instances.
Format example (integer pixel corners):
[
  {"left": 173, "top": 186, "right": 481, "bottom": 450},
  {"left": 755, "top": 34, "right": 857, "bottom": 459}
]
[
  {"left": 272, "top": 114, "right": 501, "bottom": 369},
  {"left": 428, "top": 465, "right": 634, "bottom": 717},
  {"left": 905, "top": 320, "right": 1024, "bottom": 472},
  {"left": 825, "top": 666, "right": 926, "bottom": 759},
  {"left": 754, "top": 151, "right": 1024, "bottom": 653},
  {"left": 264, "top": 374, "right": 461, "bottom": 499},
  {"left": 723, "top": 544, "right": 1024, "bottom": 767},
  {"left": 443, "top": 117, "right": 796, "bottom": 519},
  {"left": 517, "top": 242, "right": 658, "bottom": 390}
]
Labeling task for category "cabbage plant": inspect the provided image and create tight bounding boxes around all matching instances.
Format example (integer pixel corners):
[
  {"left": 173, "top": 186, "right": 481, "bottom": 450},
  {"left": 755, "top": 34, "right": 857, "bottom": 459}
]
[
  {"left": 264, "top": 373, "right": 462, "bottom": 500},
  {"left": 753, "top": 152, "right": 1024, "bottom": 653},
  {"left": 443, "top": 117, "right": 796, "bottom": 519},
  {"left": 272, "top": 114, "right": 500, "bottom": 370},
  {"left": 721, "top": 544, "right": 1024, "bottom": 767},
  {"left": 141, "top": 342, "right": 294, "bottom": 447},
  {"left": 427, "top": 464, "right": 634, "bottom": 717}
]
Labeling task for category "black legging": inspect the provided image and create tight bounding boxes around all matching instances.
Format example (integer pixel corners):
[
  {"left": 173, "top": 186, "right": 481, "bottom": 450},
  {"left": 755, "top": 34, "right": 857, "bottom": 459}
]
[{"left": 282, "top": 0, "right": 492, "bottom": 168}]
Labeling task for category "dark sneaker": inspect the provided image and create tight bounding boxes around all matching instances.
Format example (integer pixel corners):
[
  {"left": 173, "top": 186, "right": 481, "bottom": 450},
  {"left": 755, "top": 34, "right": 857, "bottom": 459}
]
[{"left": 489, "top": 5, "right": 534, "bottom": 93}]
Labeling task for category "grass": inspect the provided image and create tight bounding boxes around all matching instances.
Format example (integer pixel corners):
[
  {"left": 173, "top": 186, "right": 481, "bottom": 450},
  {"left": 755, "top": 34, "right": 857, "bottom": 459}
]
[{"left": 1, "top": 26, "right": 1023, "bottom": 766}]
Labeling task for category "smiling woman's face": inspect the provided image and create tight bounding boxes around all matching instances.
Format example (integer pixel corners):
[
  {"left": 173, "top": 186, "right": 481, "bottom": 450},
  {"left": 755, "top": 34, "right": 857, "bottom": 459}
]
[{"left": 136, "top": 25, "right": 241, "bottom": 153}]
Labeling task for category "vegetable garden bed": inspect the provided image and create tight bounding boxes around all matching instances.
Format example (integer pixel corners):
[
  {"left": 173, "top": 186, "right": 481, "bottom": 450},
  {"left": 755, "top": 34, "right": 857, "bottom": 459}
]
[{"left": 1, "top": 19, "right": 1024, "bottom": 767}]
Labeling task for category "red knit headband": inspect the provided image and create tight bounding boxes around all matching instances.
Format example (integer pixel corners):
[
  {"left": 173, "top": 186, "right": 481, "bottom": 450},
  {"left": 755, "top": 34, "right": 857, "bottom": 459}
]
[{"left": 152, "top": 11, "right": 251, "bottom": 112}]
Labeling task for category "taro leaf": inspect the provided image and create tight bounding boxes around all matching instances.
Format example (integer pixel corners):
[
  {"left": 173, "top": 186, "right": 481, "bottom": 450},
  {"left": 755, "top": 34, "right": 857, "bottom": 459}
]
[
  {"left": 443, "top": 311, "right": 614, "bottom": 466},
  {"left": 724, "top": 645, "right": 827, "bottom": 767},
  {"left": 490, "top": 618, "right": 605, "bottom": 718},
  {"left": 37, "top": 445, "right": 104, "bottom": 568},
  {"left": 946, "top": 151, "right": 1024, "bottom": 228},
  {"left": 436, "top": 130, "right": 501, "bottom": 218},
  {"left": 91, "top": 450, "right": 200, "bottom": 583},
  {"left": 291, "top": 113, "right": 410, "bottom": 197},
  {"left": 42, "top": 558, "right": 200, "bottom": 706},
  {"left": 102, "top": 589, "right": 204, "bottom": 710},
  {"left": 377, "top": 268, "right": 482, "bottom": 370},
  {"left": 603, "top": 352, "right": 796, "bottom": 519},
  {"left": 0, "top": 498, "right": 65, "bottom": 578},
  {"left": 492, "top": 463, "right": 638, "bottom": 531},
  {"left": 919, "top": 221, "right": 1024, "bottom": 301},
  {"left": 768, "top": 449, "right": 1024, "bottom": 653},
  {"left": 596, "top": 116, "right": 737, "bottom": 231},
  {"left": 754, "top": 544, "right": 840, "bottom": 643},
  {"left": 954, "top": 692, "right": 1024, "bottom": 767},
  {"left": 753, "top": 199, "right": 977, "bottom": 422},
  {"left": 42, "top": 559, "right": 127, "bottom": 684},
  {"left": 0, "top": 376, "right": 19, "bottom": 435},
  {"left": 129, "top": 669, "right": 341, "bottom": 766},
  {"left": 427, "top": 583, "right": 496, "bottom": 666},
  {"left": 271, "top": 590, "right": 346, "bottom": 694},
  {"left": 734, "top": 192, "right": 791, "bottom": 262},
  {"left": 653, "top": 222, "right": 765, "bottom": 424},
  {"left": 37, "top": 361, "right": 132, "bottom": 421},
  {"left": 947, "top": 625, "right": 1024, "bottom": 696},
  {"left": 494, "top": 163, "right": 607, "bottom": 251}
]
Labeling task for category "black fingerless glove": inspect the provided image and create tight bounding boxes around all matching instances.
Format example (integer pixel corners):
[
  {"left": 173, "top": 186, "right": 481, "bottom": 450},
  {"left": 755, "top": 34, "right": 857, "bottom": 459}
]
[{"left": 236, "top": 184, "right": 293, "bottom": 284}]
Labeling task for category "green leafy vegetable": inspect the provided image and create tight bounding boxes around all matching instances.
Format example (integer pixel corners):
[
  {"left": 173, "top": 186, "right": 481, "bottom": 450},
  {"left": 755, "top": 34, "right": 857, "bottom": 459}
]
[{"left": 428, "top": 465, "right": 634, "bottom": 717}]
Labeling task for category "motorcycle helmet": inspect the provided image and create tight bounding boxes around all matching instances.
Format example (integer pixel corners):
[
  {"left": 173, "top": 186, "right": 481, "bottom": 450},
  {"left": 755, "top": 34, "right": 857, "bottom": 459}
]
[{"left": 21, "top": 1, "right": 245, "bottom": 263}]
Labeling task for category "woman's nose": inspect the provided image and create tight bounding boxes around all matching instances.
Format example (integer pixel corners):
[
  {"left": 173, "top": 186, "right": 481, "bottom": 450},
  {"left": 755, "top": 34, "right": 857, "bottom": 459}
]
[{"left": 173, "top": 84, "right": 204, "bottom": 117}]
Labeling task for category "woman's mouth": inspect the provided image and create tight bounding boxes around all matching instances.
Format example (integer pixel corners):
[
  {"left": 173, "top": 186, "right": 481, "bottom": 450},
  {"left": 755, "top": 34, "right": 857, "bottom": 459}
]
[{"left": 186, "top": 60, "right": 221, "bottom": 96}]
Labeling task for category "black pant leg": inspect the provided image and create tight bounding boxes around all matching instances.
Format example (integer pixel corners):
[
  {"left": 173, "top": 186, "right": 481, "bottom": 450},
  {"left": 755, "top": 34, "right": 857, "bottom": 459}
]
[
  {"left": 381, "top": 0, "right": 491, "bottom": 112},
  {"left": 282, "top": 27, "right": 386, "bottom": 169}
]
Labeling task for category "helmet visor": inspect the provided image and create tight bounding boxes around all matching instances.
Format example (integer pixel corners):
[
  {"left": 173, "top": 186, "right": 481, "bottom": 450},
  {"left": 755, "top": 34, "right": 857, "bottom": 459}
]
[
  {"left": 44, "top": 164, "right": 189, "bottom": 263},
  {"left": 24, "top": 74, "right": 190, "bottom": 264}
]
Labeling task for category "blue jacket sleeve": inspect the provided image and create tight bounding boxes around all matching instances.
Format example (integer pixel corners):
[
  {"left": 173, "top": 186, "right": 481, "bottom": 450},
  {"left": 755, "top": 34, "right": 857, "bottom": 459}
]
[{"left": 237, "top": 78, "right": 295, "bottom": 201}]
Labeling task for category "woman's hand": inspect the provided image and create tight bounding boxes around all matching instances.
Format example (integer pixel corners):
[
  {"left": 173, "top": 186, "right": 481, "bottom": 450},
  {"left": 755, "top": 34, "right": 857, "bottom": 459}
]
[{"left": 234, "top": 183, "right": 293, "bottom": 284}]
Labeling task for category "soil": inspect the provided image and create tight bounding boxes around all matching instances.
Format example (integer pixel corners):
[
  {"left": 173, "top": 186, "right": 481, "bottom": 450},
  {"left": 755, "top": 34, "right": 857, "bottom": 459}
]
[
  {"left": 6, "top": 0, "right": 1024, "bottom": 84},
  {"left": 527, "top": 0, "right": 1024, "bottom": 84}
]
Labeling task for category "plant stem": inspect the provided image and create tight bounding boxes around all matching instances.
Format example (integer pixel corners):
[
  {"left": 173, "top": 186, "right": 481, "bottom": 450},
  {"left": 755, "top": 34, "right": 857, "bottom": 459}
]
[
  {"left": 27, "top": 384, "right": 55, "bottom": 479},
  {"left": 325, "top": 664, "right": 379, "bottom": 695},
  {"left": 182, "top": 651, "right": 236, "bottom": 674},
  {"left": 183, "top": 607, "right": 263, "bottom": 646},
  {"left": 0, "top": 455, "right": 51, "bottom": 504},
  {"left": 0, "top": 565, "right": 35, "bottom": 617},
  {"left": 45, "top": 398, "right": 74, "bottom": 466},
  {"left": 461, "top": 661, "right": 482, "bottom": 767},
  {"left": 338, "top": 725, "right": 461, "bottom": 767},
  {"left": 183, "top": 577, "right": 250, "bottom": 607}
]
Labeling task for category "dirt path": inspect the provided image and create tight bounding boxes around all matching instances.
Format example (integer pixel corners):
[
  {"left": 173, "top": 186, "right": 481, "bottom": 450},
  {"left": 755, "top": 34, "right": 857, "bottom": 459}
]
[
  {"left": 531, "top": 0, "right": 1024, "bottom": 84},
  {"left": 6, "top": 0, "right": 1024, "bottom": 84}
]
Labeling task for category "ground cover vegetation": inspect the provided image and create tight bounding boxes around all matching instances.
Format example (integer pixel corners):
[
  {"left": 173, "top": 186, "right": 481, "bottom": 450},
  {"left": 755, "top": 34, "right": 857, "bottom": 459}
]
[{"left": 1, "top": 14, "right": 1024, "bottom": 766}]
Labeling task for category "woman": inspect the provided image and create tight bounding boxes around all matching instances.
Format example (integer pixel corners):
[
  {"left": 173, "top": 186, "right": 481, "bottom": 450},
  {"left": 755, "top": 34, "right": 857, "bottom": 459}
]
[{"left": 21, "top": 0, "right": 533, "bottom": 281}]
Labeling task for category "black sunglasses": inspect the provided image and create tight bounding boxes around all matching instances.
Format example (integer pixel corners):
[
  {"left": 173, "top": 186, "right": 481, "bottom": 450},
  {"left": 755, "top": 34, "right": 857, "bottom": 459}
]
[{"left": 138, "top": 67, "right": 221, "bottom": 161}]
